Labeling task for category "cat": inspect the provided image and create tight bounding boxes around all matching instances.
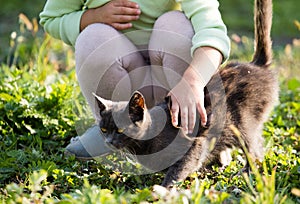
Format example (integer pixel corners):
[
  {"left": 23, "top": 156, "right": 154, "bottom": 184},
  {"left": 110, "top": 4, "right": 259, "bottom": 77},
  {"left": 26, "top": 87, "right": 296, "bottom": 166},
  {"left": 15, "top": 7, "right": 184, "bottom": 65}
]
[{"left": 94, "top": 0, "right": 278, "bottom": 187}]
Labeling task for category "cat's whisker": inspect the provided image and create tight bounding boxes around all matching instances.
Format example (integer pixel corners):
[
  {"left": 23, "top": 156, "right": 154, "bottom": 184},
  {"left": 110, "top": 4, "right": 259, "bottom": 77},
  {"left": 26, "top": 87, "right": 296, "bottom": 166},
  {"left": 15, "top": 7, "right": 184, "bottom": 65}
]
[
  {"left": 120, "top": 149, "right": 127, "bottom": 158},
  {"left": 132, "top": 140, "right": 142, "bottom": 148},
  {"left": 122, "top": 147, "right": 138, "bottom": 162}
]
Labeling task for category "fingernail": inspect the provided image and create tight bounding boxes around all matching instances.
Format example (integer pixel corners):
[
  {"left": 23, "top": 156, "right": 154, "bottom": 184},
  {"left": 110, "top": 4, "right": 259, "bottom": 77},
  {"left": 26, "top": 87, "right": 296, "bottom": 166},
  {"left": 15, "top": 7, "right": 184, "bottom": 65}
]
[{"left": 201, "top": 121, "right": 208, "bottom": 128}]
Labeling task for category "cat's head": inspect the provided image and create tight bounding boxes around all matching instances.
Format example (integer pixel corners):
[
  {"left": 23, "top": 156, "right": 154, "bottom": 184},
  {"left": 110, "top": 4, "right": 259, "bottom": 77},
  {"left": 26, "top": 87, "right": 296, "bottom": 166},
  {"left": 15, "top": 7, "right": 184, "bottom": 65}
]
[{"left": 94, "top": 91, "right": 150, "bottom": 149}]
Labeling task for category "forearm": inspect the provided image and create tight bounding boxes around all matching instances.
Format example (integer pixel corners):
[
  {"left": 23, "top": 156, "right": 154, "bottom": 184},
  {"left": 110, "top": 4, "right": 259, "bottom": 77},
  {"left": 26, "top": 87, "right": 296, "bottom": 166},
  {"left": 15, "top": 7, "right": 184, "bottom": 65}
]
[
  {"left": 187, "top": 46, "right": 222, "bottom": 85},
  {"left": 39, "top": 0, "right": 84, "bottom": 46},
  {"left": 80, "top": 9, "right": 99, "bottom": 31}
]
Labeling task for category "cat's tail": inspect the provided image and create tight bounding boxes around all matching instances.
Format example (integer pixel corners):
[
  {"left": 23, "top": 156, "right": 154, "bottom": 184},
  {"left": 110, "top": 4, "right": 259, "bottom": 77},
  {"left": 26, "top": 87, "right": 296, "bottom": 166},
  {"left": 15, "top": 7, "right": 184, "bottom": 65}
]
[{"left": 251, "top": 0, "right": 273, "bottom": 67}]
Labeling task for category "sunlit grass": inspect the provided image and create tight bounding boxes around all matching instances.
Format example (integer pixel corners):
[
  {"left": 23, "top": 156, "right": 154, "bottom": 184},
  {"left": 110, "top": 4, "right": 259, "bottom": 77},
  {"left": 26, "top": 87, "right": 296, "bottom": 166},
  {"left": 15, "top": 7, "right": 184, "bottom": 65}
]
[{"left": 0, "top": 14, "right": 299, "bottom": 203}]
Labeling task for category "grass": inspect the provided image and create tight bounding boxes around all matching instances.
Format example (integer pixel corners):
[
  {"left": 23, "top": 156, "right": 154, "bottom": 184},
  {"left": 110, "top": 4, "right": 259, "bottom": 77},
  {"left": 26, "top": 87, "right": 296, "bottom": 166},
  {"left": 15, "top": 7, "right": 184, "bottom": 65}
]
[
  {"left": 1, "top": 0, "right": 300, "bottom": 60},
  {"left": 0, "top": 14, "right": 300, "bottom": 203}
]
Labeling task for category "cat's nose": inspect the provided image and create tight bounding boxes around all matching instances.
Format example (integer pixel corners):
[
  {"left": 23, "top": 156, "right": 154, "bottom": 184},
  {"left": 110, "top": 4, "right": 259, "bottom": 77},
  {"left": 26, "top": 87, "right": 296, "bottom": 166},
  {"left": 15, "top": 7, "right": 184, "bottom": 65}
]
[
  {"left": 111, "top": 140, "right": 124, "bottom": 149},
  {"left": 105, "top": 137, "right": 113, "bottom": 144},
  {"left": 105, "top": 138, "right": 121, "bottom": 149}
]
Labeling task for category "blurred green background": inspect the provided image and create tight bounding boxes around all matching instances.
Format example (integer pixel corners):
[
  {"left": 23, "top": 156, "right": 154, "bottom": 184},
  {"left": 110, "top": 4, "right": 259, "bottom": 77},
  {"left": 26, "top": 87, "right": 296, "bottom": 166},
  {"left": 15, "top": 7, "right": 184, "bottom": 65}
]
[{"left": 1, "top": 0, "right": 300, "bottom": 60}]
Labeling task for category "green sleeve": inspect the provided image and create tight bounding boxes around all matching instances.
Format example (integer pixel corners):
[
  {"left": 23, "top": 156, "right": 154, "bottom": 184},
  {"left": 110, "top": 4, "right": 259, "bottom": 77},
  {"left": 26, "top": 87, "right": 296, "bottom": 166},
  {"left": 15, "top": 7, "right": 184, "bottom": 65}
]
[
  {"left": 39, "top": 0, "right": 110, "bottom": 46},
  {"left": 178, "top": 0, "right": 231, "bottom": 63},
  {"left": 39, "top": 0, "right": 84, "bottom": 46}
]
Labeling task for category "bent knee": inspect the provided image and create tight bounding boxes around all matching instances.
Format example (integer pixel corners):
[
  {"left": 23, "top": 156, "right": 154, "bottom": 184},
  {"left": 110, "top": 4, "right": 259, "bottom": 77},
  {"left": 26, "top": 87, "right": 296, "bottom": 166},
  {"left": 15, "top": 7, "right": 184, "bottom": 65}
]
[
  {"left": 75, "top": 24, "right": 123, "bottom": 72},
  {"left": 76, "top": 23, "right": 119, "bottom": 46},
  {"left": 75, "top": 23, "right": 120, "bottom": 54},
  {"left": 154, "top": 11, "right": 193, "bottom": 36}
]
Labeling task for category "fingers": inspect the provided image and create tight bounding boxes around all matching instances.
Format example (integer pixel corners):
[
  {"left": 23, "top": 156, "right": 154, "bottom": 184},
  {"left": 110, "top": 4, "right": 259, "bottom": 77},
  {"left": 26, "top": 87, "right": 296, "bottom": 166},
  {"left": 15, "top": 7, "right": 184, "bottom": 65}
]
[
  {"left": 111, "top": 22, "right": 133, "bottom": 30},
  {"left": 169, "top": 80, "right": 207, "bottom": 135},
  {"left": 196, "top": 101, "right": 207, "bottom": 127},
  {"left": 188, "top": 106, "right": 196, "bottom": 133},
  {"left": 108, "top": 0, "right": 140, "bottom": 30},
  {"left": 113, "top": 6, "right": 141, "bottom": 16},
  {"left": 170, "top": 94, "right": 197, "bottom": 135},
  {"left": 170, "top": 96, "right": 179, "bottom": 128},
  {"left": 109, "top": 12, "right": 139, "bottom": 30},
  {"left": 112, "top": 13, "right": 139, "bottom": 23},
  {"left": 179, "top": 105, "right": 196, "bottom": 135},
  {"left": 113, "top": 0, "right": 140, "bottom": 9},
  {"left": 112, "top": 0, "right": 140, "bottom": 16},
  {"left": 180, "top": 107, "right": 188, "bottom": 134}
]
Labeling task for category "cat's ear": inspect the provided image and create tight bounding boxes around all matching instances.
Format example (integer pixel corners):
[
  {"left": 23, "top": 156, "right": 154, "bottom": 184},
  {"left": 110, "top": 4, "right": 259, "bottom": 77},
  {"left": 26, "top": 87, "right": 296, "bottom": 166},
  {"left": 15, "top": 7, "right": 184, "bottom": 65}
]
[
  {"left": 128, "top": 91, "right": 146, "bottom": 124},
  {"left": 93, "top": 93, "right": 112, "bottom": 113}
]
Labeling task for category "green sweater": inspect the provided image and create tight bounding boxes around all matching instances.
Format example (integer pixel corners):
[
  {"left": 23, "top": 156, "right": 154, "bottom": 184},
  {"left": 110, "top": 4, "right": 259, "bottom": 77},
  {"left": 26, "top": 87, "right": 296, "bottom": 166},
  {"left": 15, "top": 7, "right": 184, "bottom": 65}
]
[{"left": 39, "top": 0, "right": 230, "bottom": 61}]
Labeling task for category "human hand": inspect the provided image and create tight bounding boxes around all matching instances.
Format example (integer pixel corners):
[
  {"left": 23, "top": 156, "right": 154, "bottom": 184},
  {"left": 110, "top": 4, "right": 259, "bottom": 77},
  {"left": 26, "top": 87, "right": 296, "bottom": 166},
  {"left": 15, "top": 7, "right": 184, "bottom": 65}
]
[
  {"left": 81, "top": 0, "right": 140, "bottom": 31},
  {"left": 169, "top": 67, "right": 207, "bottom": 135},
  {"left": 168, "top": 47, "right": 222, "bottom": 134}
]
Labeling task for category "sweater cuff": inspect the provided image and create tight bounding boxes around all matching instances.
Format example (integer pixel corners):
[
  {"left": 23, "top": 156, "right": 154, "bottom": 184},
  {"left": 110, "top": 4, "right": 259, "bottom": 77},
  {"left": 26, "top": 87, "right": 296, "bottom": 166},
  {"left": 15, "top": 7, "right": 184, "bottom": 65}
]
[{"left": 191, "top": 28, "right": 231, "bottom": 64}]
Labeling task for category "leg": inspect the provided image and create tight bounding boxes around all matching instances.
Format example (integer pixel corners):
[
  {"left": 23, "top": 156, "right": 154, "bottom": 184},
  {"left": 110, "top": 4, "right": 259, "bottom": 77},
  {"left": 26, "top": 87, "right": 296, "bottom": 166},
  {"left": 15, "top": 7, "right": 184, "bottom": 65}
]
[
  {"left": 162, "top": 138, "right": 210, "bottom": 187},
  {"left": 149, "top": 11, "right": 194, "bottom": 103},
  {"left": 242, "top": 124, "right": 265, "bottom": 172},
  {"left": 66, "top": 24, "right": 152, "bottom": 159},
  {"left": 75, "top": 23, "right": 152, "bottom": 119}
]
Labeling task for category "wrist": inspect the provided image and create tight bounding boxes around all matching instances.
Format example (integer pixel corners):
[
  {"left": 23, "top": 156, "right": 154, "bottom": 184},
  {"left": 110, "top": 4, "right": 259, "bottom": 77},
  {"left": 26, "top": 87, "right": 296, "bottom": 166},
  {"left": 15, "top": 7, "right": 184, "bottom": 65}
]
[
  {"left": 189, "top": 47, "right": 222, "bottom": 85},
  {"left": 80, "top": 8, "right": 100, "bottom": 32},
  {"left": 183, "top": 67, "right": 206, "bottom": 87}
]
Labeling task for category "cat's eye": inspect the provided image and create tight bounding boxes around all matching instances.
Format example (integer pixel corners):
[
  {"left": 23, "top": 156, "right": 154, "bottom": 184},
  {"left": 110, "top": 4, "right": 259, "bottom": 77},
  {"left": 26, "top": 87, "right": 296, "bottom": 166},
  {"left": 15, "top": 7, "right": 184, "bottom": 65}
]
[
  {"left": 117, "top": 128, "right": 125, "bottom": 134},
  {"left": 100, "top": 127, "right": 107, "bottom": 133}
]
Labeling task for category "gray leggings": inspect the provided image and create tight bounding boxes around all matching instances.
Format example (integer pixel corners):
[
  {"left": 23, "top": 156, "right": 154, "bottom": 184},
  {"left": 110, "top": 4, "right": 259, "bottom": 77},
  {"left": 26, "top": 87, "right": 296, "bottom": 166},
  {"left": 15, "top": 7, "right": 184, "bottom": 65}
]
[{"left": 75, "top": 11, "right": 194, "bottom": 121}]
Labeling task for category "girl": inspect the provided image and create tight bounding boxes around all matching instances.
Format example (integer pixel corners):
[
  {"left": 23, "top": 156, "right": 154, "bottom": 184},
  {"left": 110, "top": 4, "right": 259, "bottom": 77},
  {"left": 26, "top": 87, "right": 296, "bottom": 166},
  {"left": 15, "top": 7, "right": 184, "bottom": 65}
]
[{"left": 40, "top": 0, "right": 230, "bottom": 160}]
